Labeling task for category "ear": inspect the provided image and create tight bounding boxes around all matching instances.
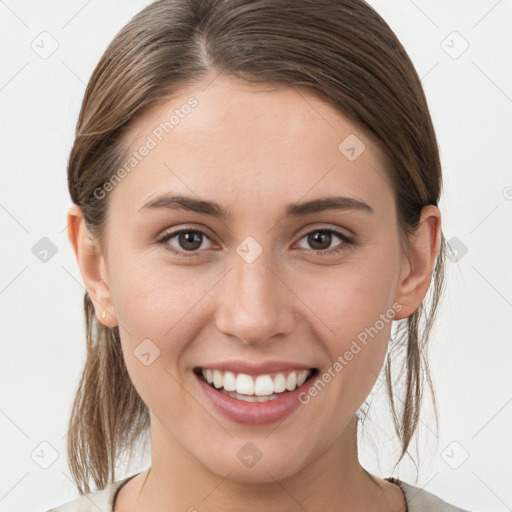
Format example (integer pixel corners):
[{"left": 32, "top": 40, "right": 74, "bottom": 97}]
[
  {"left": 67, "top": 204, "right": 118, "bottom": 328},
  {"left": 393, "top": 205, "right": 442, "bottom": 321}
]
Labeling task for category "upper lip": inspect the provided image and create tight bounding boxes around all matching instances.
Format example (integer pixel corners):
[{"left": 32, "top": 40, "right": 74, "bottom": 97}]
[{"left": 195, "top": 360, "right": 317, "bottom": 376}]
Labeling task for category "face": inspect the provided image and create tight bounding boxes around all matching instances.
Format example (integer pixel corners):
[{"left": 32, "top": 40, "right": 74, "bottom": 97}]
[{"left": 73, "top": 75, "right": 431, "bottom": 483}]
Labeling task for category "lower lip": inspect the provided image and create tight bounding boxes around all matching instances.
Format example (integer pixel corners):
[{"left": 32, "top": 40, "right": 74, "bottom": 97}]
[{"left": 195, "top": 371, "right": 317, "bottom": 426}]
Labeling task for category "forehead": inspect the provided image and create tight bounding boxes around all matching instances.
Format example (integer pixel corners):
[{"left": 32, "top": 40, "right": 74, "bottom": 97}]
[{"left": 109, "top": 76, "right": 394, "bottom": 217}]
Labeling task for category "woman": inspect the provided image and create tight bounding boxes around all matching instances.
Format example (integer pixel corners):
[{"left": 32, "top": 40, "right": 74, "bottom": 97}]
[{"left": 48, "top": 0, "right": 470, "bottom": 510}]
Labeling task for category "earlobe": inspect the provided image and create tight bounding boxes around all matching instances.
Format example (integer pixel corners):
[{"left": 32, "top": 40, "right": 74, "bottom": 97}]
[
  {"left": 393, "top": 205, "right": 442, "bottom": 321},
  {"left": 66, "top": 204, "right": 118, "bottom": 328}
]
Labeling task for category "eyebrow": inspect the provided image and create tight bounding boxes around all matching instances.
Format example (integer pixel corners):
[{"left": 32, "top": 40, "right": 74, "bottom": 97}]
[{"left": 137, "top": 193, "right": 374, "bottom": 219}]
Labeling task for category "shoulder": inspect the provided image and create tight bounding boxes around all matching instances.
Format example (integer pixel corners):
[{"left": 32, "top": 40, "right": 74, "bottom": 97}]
[
  {"left": 389, "top": 478, "right": 471, "bottom": 512},
  {"left": 45, "top": 476, "right": 133, "bottom": 512}
]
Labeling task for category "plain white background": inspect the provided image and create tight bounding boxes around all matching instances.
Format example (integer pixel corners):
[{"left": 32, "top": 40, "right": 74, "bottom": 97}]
[{"left": 0, "top": 1, "right": 511, "bottom": 511}]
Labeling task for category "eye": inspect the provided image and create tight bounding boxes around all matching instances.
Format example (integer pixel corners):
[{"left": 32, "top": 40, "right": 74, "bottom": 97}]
[
  {"left": 296, "top": 228, "right": 353, "bottom": 255},
  {"left": 157, "top": 228, "right": 213, "bottom": 257},
  {"left": 157, "top": 227, "right": 354, "bottom": 258}
]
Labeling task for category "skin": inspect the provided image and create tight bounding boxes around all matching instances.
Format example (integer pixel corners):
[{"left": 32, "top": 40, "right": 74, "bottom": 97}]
[{"left": 68, "top": 75, "right": 441, "bottom": 512}]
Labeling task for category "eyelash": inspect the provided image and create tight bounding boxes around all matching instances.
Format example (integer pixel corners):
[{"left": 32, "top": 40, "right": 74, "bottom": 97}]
[{"left": 156, "top": 227, "right": 354, "bottom": 258}]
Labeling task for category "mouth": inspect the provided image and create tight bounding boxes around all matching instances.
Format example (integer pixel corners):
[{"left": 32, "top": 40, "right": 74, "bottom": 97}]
[{"left": 193, "top": 366, "right": 319, "bottom": 403}]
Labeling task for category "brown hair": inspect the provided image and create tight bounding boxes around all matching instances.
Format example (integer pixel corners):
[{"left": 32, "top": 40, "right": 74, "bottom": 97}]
[{"left": 66, "top": 0, "right": 446, "bottom": 494}]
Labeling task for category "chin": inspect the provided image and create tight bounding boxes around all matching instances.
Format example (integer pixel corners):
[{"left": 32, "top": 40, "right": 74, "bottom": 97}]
[{"left": 200, "top": 449, "right": 307, "bottom": 484}]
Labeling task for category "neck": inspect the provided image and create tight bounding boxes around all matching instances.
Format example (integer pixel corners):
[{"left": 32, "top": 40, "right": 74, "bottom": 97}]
[{"left": 137, "top": 415, "right": 391, "bottom": 512}]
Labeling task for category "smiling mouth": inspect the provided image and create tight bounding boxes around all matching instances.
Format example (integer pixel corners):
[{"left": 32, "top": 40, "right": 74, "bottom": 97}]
[{"left": 193, "top": 367, "right": 319, "bottom": 402}]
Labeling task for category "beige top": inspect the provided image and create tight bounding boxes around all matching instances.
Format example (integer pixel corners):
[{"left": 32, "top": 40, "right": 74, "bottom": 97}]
[{"left": 46, "top": 474, "right": 470, "bottom": 512}]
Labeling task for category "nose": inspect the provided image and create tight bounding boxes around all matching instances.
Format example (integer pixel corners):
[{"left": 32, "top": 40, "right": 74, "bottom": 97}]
[{"left": 214, "top": 248, "right": 295, "bottom": 346}]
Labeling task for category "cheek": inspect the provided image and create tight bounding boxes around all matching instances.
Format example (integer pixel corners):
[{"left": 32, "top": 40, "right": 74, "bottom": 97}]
[
  {"left": 111, "top": 255, "right": 213, "bottom": 339},
  {"left": 111, "top": 271, "right": 200, "bottom": 423},
  {"left": 109, "top": 260, "right": 216, "bottom": 390},
  {"left": 293, "top": 251, "right": 399, "bottom": 400},
  {"left": 299, "top": 253, "right": 398, "bottom": 344}
]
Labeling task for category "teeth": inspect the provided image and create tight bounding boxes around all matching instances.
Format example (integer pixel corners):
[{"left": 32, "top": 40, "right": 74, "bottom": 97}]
[
  {"left": 221, "top": 390, "right": 281, "bottom": 402},
  {"left": 254, "top": 375, "right": 274, "bottom": 396},
  {"left": 201, "top": 368, "right": 312, "bottom": 396},
  {"left": 213, "top": 370, "right": 223, "bottom": 389},
  {"left": 223, "top": 371, "right": 236, "bottom": 391},
  {"left": 236, "top": 374, "right": 254, "bottom": 395},
  {"left": 274, "top": 373, "right": 286, "bottom": 393},
  {"left": 285, "top": 372, "right": 297, "bottom": 391},
  {"left": 296, "top": 371, "right": 308, "bottom": 387}
]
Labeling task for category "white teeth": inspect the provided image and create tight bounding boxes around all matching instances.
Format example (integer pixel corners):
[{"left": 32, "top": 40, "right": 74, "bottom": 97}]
[
  {"left": 236, "top": 374, "right": 254, "bottom": 395},
  {"left": 285, "top": 372, "right": 297, "bottom": 391},
  {"left": 213, "top": 369, "right": 223, "bottom": 389},
  {"left": 221, "top": 390, "right": 280, "bottom": 402},
  {"left": 274, "top": 373, "right": 286, "bottom": 393},
  {"left": 296, "top": 370, "right": 309, "bottom": 387},
  {"left": 223, "top": 371, "right": 237, "bottom": 391},
  {"left": 254, "top": 375, "right": 274, "bottom": 396},
  {"left": 200, "top": 368, "right": 313, "bottom": 396}
]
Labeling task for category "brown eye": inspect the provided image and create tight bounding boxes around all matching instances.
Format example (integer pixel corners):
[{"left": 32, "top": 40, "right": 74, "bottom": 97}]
[
  {"left": 158, "top": 229, "right": 212, "bottom": 257},
  {"left": 296, "top": 229, "right": 353, "bottom": 255},
  {"left": 176, "top": 231, "right": 203, "bottom": 251},
  {"left": 307, "top": 230, "right": 333, "bottom": 250}
]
